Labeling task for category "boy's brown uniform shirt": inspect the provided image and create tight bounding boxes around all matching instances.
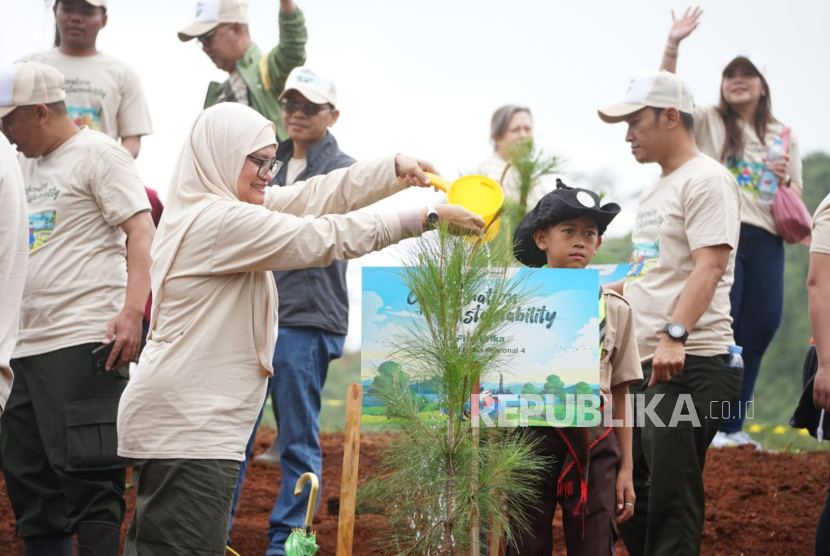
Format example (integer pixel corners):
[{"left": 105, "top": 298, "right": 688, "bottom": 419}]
[{"left": 600, "top": 287, "right": 644, "bottom": 399}]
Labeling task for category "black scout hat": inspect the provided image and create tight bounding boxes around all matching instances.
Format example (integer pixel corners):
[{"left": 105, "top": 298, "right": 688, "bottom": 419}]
[{"left": 513, "top": 179, "right": 621, "bottom": 268}]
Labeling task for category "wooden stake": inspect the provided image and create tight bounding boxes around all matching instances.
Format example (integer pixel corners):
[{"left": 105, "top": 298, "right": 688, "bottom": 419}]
[
  {"left": 489, "top": 493, "right": 502, "bottom": 556},
  {"left": 336, "top": 383, "right": 363, "bottom": 556},
  {"left": 471, "top": 379, "right": 480, "bottom": 556}
]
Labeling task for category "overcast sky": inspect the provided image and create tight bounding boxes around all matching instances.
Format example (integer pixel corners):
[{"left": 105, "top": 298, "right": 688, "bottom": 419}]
[{"left": 4, "top": 0, "right": 830, "bottom": 351}]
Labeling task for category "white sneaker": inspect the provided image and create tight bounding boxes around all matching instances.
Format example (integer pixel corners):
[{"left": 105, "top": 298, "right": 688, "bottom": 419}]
[
  {"left": 710, "top": 431, "right": 734, "bottom": 448},
  {"left": 710, "top": 431, "right": 762, "bottom": 450}
]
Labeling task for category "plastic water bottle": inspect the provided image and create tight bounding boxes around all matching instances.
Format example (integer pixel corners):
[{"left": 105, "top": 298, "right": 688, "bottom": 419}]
[
  {"left": 758, "top": 138, "right": 784, "bottom": 201},
  {"left": 724, "top": 345, "right": 744, "bottom": 370}
]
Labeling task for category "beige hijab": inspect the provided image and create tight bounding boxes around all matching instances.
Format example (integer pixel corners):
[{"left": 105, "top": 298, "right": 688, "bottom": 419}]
[{"left": 149, "top": 103, "right": 278, "bottom": 371}]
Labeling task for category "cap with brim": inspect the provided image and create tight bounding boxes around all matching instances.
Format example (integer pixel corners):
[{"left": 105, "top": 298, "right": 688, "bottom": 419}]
[
  {"left": 723, "top": 50, "right": 768, "bottom": 80},
  {"left": 0, "top": 62, "right": 66, "bottom": 120},
  {"left": 599, "top": 70, "right": 695, "bottom": 124},
  {"left": 597, "top": 102, "right": 648, "bottom": 124},
  {"left": 278, "top": 67, "right": 337, "bottom": 106},
  {"left": 178, "top": 21, "right": 221, "bottom": 41},
  {"left": 178, "top": 0, "right": 249, "bottom": 41},
  {"left": 279, "top": 84, "right": 330, "bottom": 105},
  {"left": 513, "top": 180, "right": 621, "bottom": 268}
]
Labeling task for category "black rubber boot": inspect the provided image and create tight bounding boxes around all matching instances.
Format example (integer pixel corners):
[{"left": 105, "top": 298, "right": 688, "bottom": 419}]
[
  {"left": 23, "top": 535, "right": 74, "bottom": 556},
  {"left": 77, "top": 521, "right": 120, "bottom": 556}
]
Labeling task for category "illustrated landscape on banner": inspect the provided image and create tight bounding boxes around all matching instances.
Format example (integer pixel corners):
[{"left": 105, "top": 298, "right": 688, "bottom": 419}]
[{"left": 361, "top": 267, "right": 602, "bottom": 427}]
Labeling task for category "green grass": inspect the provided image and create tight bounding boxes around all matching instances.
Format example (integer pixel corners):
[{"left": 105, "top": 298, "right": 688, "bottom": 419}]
[{"left": 743, "top": 423, "right": 830, "bottom": 453}]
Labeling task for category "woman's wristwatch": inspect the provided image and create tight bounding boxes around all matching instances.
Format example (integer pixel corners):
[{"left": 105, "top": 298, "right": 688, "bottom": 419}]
[{"left": 426, "top": 206, "right": 439, "bottom": 230}]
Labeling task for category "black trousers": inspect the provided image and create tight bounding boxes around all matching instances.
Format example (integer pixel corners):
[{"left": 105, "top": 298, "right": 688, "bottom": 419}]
[
  {"left": 1, "top": 343, "right": 129, "bottom": 538},
  {"left": 816, "top": 459, "right": 830, "bottom": 556},
  {"left": 618, "top": 355, "right": 742, "bottom": 556}
]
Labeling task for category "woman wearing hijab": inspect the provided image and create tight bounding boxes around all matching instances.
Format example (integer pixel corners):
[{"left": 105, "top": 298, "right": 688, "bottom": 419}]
[
  {"left": 660, "top": 7, "right": 804, "bottom": 449},
  {"left": 117, "top": 103, "right": 483, "bottom": 555}
]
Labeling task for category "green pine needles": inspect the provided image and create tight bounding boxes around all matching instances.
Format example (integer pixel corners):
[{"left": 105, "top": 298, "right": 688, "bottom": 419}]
[
  {"left": 369, "top": 225, "right": 549, "bottom": 555},
  {"left": 504, "top": 139, "right": 562, "bottom": 229}
]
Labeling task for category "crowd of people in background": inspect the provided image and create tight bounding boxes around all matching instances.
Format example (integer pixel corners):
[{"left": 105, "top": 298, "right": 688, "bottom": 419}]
[{"left": 1, "top": 1, "right": 830, "bottom": 555}]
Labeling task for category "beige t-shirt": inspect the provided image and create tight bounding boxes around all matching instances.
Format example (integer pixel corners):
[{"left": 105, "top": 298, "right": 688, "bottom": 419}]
[
  {"left": 23, "top": 50, "right": 154, "bottom": 140},
  {"left": 811, "top": 193, "right": 830, "bottom": 255},
  {"left": 286, "top": 157, "right": 307, "bottom": 185},
  {"left": 475, "top": 152, "right": 547, "bottom": 208},
  {"left": 694, "top": 105, "right": 802, "bottom": 236},
  {"left": 599, "top": 289, "right": 643, "bottom": 399},
  {"left": 117, "top": 158, "right": 409, "bottom": 461},
  {"left": 14, "top": 129, "right": 151, "bottom": 358},
  {"left": 0, "top": 134, "right": 28, "bottom": 412},
  {"left": 624, "top": 154, "right": 741, "bottom": 362}
]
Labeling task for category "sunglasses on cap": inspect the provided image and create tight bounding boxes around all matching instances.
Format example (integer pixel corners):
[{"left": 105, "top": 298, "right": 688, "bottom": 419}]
[
  {"left": 280, "top": 99, "right": 333, "bottom": 117},
  {"left": 246, "top": 155, "right": 283, "bottom": 180}
]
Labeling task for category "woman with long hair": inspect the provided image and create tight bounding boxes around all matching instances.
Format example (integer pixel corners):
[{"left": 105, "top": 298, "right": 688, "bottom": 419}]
[
  {"left": 661, "top": 7, "right": 804, "bottom": 448},
  {"left": 116, "top": 103, "right": 484, "bottom": 555}
]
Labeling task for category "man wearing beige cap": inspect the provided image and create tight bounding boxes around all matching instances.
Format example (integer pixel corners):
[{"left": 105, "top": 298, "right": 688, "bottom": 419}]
[
  {"left": 223, "top": 67, "right": 353, "bottom": 554},
  {"left": 179, "top": 0, "right": 307, "bottom": 140},
  {"left": 0, "top": 61, "right": 154, "bottom": 556},
  {"left": 598, "top": 70, "right": 743, "bottom": 556},
  {"left": 20, "top": 0, "right": 153, "bottom": 159}
]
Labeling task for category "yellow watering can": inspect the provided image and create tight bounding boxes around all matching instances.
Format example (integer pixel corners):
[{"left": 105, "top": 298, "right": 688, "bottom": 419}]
[{"left": 424, "top": 173, "right": 504, "bottom": 242}]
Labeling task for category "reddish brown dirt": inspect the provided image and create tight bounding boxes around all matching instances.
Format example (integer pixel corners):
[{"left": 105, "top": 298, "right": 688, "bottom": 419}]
[{"left": 0, "top": 432, "right": 826, "bottom": 555}]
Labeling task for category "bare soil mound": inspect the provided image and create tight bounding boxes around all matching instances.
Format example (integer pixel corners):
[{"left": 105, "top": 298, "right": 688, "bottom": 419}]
[{"left": 0, "top": 430, "right": 826, "bottom": 555}]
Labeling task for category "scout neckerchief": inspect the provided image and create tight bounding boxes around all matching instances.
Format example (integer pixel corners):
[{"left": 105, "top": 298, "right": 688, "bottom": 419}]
[{"left": 541, "top": 266, "right": 612, "bottom": 537}]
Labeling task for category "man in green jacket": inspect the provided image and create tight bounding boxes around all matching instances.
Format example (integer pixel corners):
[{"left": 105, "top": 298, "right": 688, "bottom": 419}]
[{"left": 178, "top": 0, "right": 307, "bottom": 140}]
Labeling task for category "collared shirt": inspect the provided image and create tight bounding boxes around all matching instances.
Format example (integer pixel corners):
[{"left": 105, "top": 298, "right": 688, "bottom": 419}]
[{"left": 600, "top": 288, "right": 643, "bottom": 398}]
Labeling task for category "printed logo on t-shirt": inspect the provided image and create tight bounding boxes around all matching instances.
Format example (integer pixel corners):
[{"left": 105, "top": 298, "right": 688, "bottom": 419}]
[
  {"left": 28, "top": 211, "right": 56, "bottom": 252},
  {"left": 727, "top": 156, "right": 775, "bottom": 206},
  {"left": 68, "top": 106, "right": 102, "bottom": 131},
  {"left": 634, "top": 208, "right": 663, "bottom": 230},
  {"left": 626, "top": 241, "right": 660, "bottom": 282},
  {"left": 25, "top": 182, "right": 60, "bottom": 204}
]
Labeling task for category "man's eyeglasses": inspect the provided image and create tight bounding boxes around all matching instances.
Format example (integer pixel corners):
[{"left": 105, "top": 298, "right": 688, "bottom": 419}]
[
  {"left": 246, "top": 155, "right": 283, "bottom": 180},
  {"left": 280, "top": 99, "right": 333, "bottom": 117},
  {"left": 197, "top": 24, "right": 229, "bottom": 48}
]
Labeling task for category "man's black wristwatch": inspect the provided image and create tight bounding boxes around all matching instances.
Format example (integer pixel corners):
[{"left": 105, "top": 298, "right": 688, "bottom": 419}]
[
  {"left": 663, "top": 322, "right": 689, "bottom": 344},
  {"left": 426, "top": 206, "right": 439, "bottom": 229}
]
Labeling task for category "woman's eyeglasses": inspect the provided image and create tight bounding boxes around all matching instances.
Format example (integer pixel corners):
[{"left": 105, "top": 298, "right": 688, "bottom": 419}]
[
  {"left": 246, "top": 155, "right": 283, "bottom": 180},
  {"left": 280, "top": 99, "right": 333, "bottom": 117}
]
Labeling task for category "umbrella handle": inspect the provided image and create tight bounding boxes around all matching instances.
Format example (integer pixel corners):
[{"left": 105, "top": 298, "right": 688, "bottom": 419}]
[{"left": 294, "top": 472, "right": 320, "bottom": 529}]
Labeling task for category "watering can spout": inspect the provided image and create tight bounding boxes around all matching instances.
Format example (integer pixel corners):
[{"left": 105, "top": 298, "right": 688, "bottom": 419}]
[{"left": 295, "top": 472, "right": 320, "bottom": 529}]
